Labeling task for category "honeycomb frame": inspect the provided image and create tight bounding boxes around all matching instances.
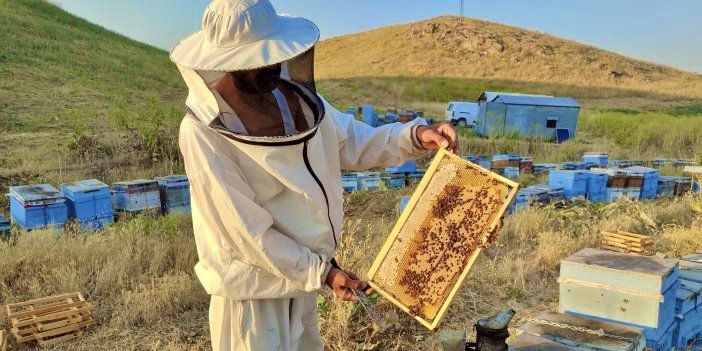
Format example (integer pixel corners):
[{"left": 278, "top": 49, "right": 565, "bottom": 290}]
[{"left": 367, "top": 149, "right": 519, "bottom": 330}]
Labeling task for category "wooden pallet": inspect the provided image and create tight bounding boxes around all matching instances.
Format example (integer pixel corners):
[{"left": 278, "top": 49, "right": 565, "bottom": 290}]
[
  {"left": 1, "top": 329, "right": 7, "bottom": 351},
  {"left": 600, "top": 230, "right": 653, "bottom": 255},
  {"left": 5, "top": 292, "right": 96, "bottom": 347}
]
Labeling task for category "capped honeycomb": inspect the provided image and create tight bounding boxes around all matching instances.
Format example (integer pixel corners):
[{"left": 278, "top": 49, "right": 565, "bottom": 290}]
[{"left": 367, "top": 149, "right": 519, "bottom": 330}]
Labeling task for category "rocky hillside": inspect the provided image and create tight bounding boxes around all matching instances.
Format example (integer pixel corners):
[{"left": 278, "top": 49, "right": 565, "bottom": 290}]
[{"left": 316, "top": 16, "right": 702, "bottom": 100}]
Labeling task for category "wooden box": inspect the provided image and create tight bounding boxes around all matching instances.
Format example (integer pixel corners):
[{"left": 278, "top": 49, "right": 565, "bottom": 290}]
[
  {"left": 559, "top": 248, "right": 679, "bottom": 329},
  {"left": 366, "top": 149, "right": 519, "bottom": 330},
  {"left": 516, "top": 312, "right": 645, "bottom": 351}
]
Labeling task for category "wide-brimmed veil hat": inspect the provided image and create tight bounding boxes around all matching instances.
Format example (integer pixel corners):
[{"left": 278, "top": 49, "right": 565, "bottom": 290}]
[
  {"left": 170, "top": 0, "right": 320, "bottom": 72},
  {"left": 170, "top": 0, "right": 325, "bottom": 141}
]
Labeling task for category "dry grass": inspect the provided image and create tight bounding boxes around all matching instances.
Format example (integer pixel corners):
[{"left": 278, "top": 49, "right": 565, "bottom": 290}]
[{"left": 0, "top": 189, "right": 700, "bottom": 350}]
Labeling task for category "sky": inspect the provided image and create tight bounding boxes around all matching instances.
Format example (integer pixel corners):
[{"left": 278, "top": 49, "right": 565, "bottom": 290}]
[{"left": 56, "top": 0, "right": 702, "bottom": 73}]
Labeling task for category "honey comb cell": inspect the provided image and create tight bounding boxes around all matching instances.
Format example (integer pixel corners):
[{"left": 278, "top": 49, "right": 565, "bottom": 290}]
[{"left": 367, "top": 149, "right": 519, "bottom": 330}]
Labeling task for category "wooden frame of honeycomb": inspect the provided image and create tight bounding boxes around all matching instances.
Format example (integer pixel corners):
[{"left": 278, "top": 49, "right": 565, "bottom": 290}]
[{"left": 367, "top": 149, "right": 519, "bottom": 330}]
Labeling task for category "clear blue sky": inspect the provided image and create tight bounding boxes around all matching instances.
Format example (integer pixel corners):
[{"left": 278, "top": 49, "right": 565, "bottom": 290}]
[{"left": 56, "top": 0, "right": 702, "bottom": 73}]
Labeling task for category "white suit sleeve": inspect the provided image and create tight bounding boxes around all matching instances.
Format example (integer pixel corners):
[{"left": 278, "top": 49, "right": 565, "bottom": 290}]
[
  {"left": 326, "top": 101, "right": 431, "bottom": 171},
  {"left": 180, "top": 119, "right": 329, "bottom": 294}
]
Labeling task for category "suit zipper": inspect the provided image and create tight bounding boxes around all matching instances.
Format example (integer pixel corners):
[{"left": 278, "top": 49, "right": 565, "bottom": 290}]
[{"left": 302, "top": 141, "right": 337, "bottom": 250}]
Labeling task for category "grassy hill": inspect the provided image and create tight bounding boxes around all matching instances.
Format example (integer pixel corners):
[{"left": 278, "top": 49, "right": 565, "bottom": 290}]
[
  {"left": 316, "top": 16, "right": 702, "bottom": 105},
  {"left": 0, "top": 0, "right": 186, "bottom": 194}
]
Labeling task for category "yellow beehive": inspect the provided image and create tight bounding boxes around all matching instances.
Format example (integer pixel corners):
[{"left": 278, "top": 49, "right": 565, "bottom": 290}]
[{"left": 367, "top": 149, "right": 519, "bottom": 330}]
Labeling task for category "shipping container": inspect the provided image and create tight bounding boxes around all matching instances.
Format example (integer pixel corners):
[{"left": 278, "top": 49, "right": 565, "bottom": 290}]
[
  {"left": 9, "top": 184, "right": 67, "bottom": 231},
  {"left": 155, "top": 175, "right": 191, "bottom": 215},
  {"left": 61, "top": 179, "right": 114, "bottom": 230},
  {"left": 111, "top": 180, "right": 161, "bottom": 213}
]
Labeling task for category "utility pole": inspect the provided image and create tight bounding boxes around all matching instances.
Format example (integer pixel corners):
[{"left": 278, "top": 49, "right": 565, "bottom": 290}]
[{"left": 460, "top": 0, "right": 465, "bottom": 21}]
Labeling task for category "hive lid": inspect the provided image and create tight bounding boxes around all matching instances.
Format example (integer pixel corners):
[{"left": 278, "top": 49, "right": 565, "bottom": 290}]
[
  {"left": 510, "top": 332, "right": 586, "bottom": 350},
  {"left": 679, "top": 260, "right": 702, "bottom": 284},
  {"left": 154, "top": 175, "right": 189, "bottom": 182},
  {"left": 683, "top": 166, "right": 702, "bottom": 175},
  {"left": 0, "top": 215, "right": 9, "bottom": 224},
  {"left": 112, "top": 179, "right": 158, "bottom": 186},
  {"left": 682, "top": 253, "right": 702, "bottom": 264},
  {"left": 677, "top": 279, "right": 702, "bottom": 302},
  {"left": 519, "top": 312, "right": 645, "bottom": 351},
  {"left": 9, "top": 184, "right": 64, "bottom": 203},
  {"left": 367, "top": 149, "right": 519, "bottom": 330},
  {"left": 61, "top": 179, "right": 108, "bottom": 193},
  {"left": 562, "top": 248, "right": 677, "bottom": 278}
]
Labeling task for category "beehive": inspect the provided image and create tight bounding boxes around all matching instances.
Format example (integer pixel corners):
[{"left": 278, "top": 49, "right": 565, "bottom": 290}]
[{"left": 367, "top": 149, "right": 519, "bottom": 330}]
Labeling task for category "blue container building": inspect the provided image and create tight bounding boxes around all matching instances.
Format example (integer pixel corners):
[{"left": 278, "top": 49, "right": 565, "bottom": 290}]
[
  {"left": 111, "top": 180, "right": 161, "bottom": 213},
  {"left": 475, "top": 92, "right": 580, "bottom": 141},
  {"left": 548, "top": 171, "right": 588, "bottom": 198},
  {"left": 155, "top": 175, "right": 191, "bottom": 215},
  {"left": 61, "top": 179, "right": 114, "bottom": 230},
  {"left": 9, "top": 184, "right": 67, "bottom": 231}
]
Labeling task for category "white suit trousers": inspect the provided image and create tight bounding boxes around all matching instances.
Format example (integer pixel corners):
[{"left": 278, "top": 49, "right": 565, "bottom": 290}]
[{"left": 209, "top": 293, "right": 324, "bottom": 351}]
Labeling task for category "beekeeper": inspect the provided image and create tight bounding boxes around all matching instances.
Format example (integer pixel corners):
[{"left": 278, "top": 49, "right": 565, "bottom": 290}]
[{"left": 170, "top": 0, "right": 459, "bottom": 350}]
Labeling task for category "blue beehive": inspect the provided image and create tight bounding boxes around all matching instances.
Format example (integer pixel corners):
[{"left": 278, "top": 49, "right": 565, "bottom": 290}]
[
  {"left": 532, "top": 163, "right": 558, "bottom": 174},
  {"left": 561, "top": 161, "right": 592, "bottom": 170},
  {"left": 341, "top": 173, "right": 359, "bottom": 192},
  {"left": 530, "top": 184, "right": 565, "bottom": 203},
  {"left": 560, "top": 249, "right": 680, "bottom": 350},
  {"left": 625, "top": 166, "right": 660, "bottom": 200},
  {"left": 0, "top": 214, "right": 9, "bottom": 236},
  {"left": 582, "top": 153, "right": 609, "bottom": 167},
  {"left": 111, "top": 180, "right": 161, "bottom": 213},
  {"left": 155, "top": 175, "right": 191, "bottom": 215},
  {"left": 9, "top": 184, "right": 67, "bottom": 231},
  {"left": 585, "top": 172, "right": 608, "bottom": 203},
  {"left": 510, "top": 187, "right": 549, "bottom": 213},
  {"left": 549, "top": 170, "right": 588, "bottom": 198},
  {"left": 464, "top": 156, "right": 491, "bottom": 170},
  {"left": 381, "top": 173, "right": 405, "bottom": 190},
  {"left": 358, "top": 172, "right": 381, "bottom": 191},
  {"left": 385, "top": 160, "right": 417, "bottom": 174},
  {"left": 360, "top": 105, "right": 377, "bottom": 127},
  {"left": 398, "top": 196, "right": 410, "bottom": 216},
  {"left": 657, "top": 176, "right": 676, "bottom": 197},
  {"left": 61, "top": 179, "right": 114, "bottom": 230},
  {"left": 674, "top": 279, "right": 702, "bottom": 349}
]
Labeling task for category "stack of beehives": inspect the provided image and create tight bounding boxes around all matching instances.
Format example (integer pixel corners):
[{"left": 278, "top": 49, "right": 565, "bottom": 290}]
[
  {"left": 557, "top": 248, "right": 702, "bottom": 350},
  {"left": 5, "top": 292, "right": 96, "bottom": 347},
  {"left": 600, "top": 230, "right": 653, "bottom": 255}
]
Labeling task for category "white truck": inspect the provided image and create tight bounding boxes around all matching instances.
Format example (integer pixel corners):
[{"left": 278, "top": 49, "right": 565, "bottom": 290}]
[{"left": 445, "top": 102, "right": 479, "bottom": 127}]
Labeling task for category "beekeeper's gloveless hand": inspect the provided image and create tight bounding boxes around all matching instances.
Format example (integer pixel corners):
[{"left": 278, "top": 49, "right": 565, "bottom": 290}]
[
  {"left": 416, "top": 122, "right": 460, "bottom": 154},
  {"left": 325, "top": 268, "right": 374, "bottom": 301}
]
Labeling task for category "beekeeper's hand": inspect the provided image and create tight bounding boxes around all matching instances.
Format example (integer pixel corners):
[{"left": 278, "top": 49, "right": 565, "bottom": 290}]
[
  {"left": 325, "top": 267, "right": 374, "bottom": 301},
  {"left": 416, "top": 122, "right": 460, "bottom": 154}
]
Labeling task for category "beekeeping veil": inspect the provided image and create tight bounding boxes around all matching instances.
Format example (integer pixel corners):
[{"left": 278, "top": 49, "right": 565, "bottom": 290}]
[{"left": 170, "top": 0, "right": 321, "bottom": 136}]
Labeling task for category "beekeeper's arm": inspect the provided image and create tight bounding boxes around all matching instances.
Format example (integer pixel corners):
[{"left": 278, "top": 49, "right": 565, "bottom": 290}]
[
  {"left": 180, "top": 118, "right": 329, "bottom": 295},
  {"left": 326, "top": 100, "right": 459, "bottom": 171}
]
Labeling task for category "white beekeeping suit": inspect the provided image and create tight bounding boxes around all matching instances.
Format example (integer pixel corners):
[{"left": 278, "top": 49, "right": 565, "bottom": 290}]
[{"left": 170, "top": 0, "right": 429, "bottom": 350}]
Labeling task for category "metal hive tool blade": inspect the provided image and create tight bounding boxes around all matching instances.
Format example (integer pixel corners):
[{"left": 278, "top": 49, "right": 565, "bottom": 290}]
[
  {"left": 367, "top": 149, "right": 519, "bottom": 330},
  {"left": 351, "top": 289, "right": 389, "bottom": 332}
]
